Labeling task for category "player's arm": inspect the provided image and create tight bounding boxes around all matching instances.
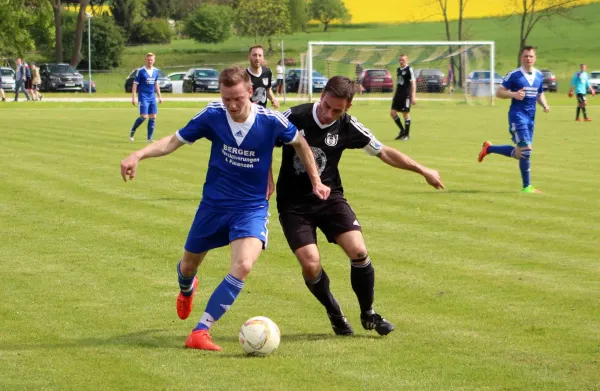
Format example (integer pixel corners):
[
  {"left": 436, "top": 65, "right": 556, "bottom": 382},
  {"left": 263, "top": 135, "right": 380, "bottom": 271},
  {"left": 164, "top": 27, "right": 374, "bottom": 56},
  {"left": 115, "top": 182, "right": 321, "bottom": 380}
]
[
  {"left": 131, "top": 82, "right": 138, "bottom": 105},
  {"left": 537, "top": 92, "right": 550, "bottom": 113},
  {"left": 120, "top": 134, "right": 184, "bottom": 182},
  {"left": 155, "top": 81, "right": 162, "bottom": 103},
  {"left": 267, "top": 85, "right": 279, "bottom": 108},
  {"left": 288, "top": 134, "right": 330, "bottom": 200},
  {"left": 410, "top": 68, "right": 417, "bottom": 103},
  {"left": 266, "top": 165, "right": 275, "bottom": 200},
  {"left": 376, "top": 146, "right": 444, "bottom": 189}
]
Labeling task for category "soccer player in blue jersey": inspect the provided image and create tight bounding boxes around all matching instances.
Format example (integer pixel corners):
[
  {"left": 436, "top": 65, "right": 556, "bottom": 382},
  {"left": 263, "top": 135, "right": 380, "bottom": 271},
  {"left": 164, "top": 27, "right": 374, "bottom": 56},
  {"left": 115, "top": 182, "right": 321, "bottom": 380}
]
[
  {"left": 120, "top": 66, "right": 330, "bottom": 351},
  {"left": 569, "top": 64, "right": 596, "bottom": 122},
  {"left": 129, "top": 53, "right": 163, "bottom": 142},
  {"left": 478, "top": 46, "right": 550, "bottom": 193}
]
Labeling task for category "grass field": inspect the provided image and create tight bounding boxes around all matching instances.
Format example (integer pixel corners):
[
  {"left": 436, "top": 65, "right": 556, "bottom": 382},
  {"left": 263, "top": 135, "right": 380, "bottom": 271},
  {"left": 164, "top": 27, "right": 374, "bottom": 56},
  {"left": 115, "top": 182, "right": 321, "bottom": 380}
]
[{"left": 1, "top": 98, "right": 599, "bottom": 390}]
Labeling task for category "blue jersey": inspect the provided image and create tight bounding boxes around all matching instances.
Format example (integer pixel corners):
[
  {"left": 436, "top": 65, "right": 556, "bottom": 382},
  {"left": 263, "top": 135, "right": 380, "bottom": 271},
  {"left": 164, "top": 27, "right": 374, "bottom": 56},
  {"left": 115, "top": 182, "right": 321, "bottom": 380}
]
[
  {"left": 570, "top": 71, "right": 590, "bottom": 95},
  {"left": 501, "top": 67, "right": 544, "bottom": 123},
  {"left": 176, "top": 102, "right": 298, "bottom": 211},
  {"left": 134, "top": 67, "right": 159, "bottom": 102}
]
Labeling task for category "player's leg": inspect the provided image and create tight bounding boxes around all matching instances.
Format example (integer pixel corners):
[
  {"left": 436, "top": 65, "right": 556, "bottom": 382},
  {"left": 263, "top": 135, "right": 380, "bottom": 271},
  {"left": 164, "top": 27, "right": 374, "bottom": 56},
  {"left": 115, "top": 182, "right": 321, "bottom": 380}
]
[
  {"left": 576, "top": 95, "right": 583, "bottom": 121},
  {"left": 130, "top": 102, "right": 148, "bottom": 141},
  {"left": 580, "top": 95, "right": 590, "bottom": 121},
  {"left": 0, "top": 87, "right": 5, "bottom": 101},
  {"left": 510, "top": 124, "right": 539, "bottom": 192},
  {"left": 176, "top": 250, "right": 207, "bottom": 320},
  {"left": 147, "top": 100, "right": 157, "bottom": 142},
  {"left": 479, "top": 122, "right": 521, "bottom": 162},
  {"left": 401, "top": 108, "right": 411, "bottom": 140},
  {"left": 279, "top": 210, "right": 351, "bottom": 335},
  {"left": 390, "top": 102, "right": 405, "bottom": 139},
  {"left": 323, "top": 202, "right": 394, "bottom": 336}
]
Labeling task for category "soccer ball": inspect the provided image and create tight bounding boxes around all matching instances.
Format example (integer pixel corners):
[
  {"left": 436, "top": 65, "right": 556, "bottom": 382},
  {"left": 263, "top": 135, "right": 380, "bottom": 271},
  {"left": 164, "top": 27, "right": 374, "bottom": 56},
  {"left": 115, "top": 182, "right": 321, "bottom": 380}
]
[{"left": 239, "top": 316, "right": 280, "bottom": 356}]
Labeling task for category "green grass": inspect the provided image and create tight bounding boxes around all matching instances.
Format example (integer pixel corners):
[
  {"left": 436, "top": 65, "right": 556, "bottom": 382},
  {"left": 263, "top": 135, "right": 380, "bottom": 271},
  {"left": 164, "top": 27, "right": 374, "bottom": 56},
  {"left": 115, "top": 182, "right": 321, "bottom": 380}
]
[{"left": 1, "top": 98, "right": 599, "bottom": 390}]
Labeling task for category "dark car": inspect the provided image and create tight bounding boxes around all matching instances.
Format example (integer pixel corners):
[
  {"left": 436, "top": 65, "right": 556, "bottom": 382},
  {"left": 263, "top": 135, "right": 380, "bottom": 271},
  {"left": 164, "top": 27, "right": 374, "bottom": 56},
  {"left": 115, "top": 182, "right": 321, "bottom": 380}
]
[
  {"left": 83, "top": 80, "right": 96, "bottom": 93},
  {"left": 124, "top": 68, "right": 172, "bottom": 93},
  {"left": 39, "top": 63, "right": 85, "bottom": 92},
  {"left": 360, "top": 69, "right": 394, "bottom": 93},
  {"left": 415, "top": 68, "right": 446, "bottom": 93},
  {"left": 540, "top": 69, "right": 558, "bottom": 92},
  {"left": 284, "top": 69, "right": 328, "bottom": 93},
  {"left": 182, "top": 68, "right": 220, "bottom": 93}
]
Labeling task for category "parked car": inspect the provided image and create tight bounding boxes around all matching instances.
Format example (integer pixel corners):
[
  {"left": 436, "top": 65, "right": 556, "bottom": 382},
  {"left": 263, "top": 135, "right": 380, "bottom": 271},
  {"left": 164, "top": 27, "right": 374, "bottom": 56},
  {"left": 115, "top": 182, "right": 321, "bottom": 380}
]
[
  {"left": 360, "top": 69, "right": 394, "bottom": 93},
  {"left": 83, "top": 80, "right": 96, "bottom": 93},
  {"left": 0, "top": 67, "right": 16, "bottom": 91},
  {"left": 284, "top": 69, "right": 328, "bottom": 93},
  {"left": 39, "top": 63, "right": 84, "bottom": 92},
  {"left": 124, "top": 68, "right": 172, "bottom": 93},
  {"left": 168, "top": 72, "right": 187, "bottom": 94},
  {"left": 589, "top": 71, "right": 600, "bottom": 93},
  {"left": 540, "top": 69, "right": 558, "bottom": 92},
  {"left": 415, "top": 68, "right": 446, "bottom": 93},
  {"left": 466, "top": 70, "right": 503, "bottom": 96},
  {"left": 182, "top": 68, "right": 220, "bottom": 93}
]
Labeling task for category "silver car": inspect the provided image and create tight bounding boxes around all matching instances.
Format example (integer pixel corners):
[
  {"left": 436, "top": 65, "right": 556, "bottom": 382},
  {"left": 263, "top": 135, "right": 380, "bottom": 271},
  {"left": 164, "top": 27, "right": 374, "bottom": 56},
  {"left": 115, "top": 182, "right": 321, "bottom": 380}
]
[{"left": 1, "top": 67, "right": 16, "bottom": 91}]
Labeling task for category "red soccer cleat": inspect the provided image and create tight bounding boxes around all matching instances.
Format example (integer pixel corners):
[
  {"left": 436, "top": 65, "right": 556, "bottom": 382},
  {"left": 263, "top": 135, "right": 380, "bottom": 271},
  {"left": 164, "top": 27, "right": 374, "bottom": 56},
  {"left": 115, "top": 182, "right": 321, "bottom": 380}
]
[
  {"left": 478, "top": 141, "right": 492, "bottom": 163},
  {"left": 185, "top": 330, "right": 222, "bottom": 351},
  {"left": 576, "top": 118, "right": 584, "bottom": 122},
  {"left": 177, "top": 277, "right": 198, "bottom": 320}
]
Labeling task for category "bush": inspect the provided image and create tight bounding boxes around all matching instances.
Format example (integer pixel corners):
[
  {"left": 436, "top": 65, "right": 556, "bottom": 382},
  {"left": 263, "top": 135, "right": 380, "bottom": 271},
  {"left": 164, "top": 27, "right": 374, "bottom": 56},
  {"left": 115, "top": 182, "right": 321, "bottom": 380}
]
[
  {"left": 184, "top": 4, "right": 232, "bottom": 44},
  {"left": 130, "top": 18, "right": 172, "bottom": 44}
]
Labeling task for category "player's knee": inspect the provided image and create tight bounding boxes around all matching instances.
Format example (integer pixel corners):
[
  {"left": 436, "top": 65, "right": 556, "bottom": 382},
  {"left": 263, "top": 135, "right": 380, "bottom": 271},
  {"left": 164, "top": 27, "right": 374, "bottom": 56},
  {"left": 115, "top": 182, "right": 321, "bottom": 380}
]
[
  {"left": 520, "top": 148, "right": 532, "bottom": 160},
  {"left": 390, "top": 110, "right": 397, "bottom": 118},
  {"left": 140, "top": 115, "right": 148, "bottom": 120},
  {"left": 297, "top": 251, "right": 321, "bottom": 274},
  {"left": 231, "top": 258, "right": 254, "bottom": 279},
  {"left": 347, "top": 247, "right": 368, "bottom": 261},
  {"left": 350, "top": 252, "right": 369, "bottom": 266}
]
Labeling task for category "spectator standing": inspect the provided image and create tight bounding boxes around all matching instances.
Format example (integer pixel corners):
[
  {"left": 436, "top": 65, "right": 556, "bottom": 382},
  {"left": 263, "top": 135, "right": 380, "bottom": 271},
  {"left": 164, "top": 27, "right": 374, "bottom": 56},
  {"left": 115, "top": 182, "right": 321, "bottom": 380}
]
[{"left": 13, "top": 58, "right": 30, "bottom": 102}]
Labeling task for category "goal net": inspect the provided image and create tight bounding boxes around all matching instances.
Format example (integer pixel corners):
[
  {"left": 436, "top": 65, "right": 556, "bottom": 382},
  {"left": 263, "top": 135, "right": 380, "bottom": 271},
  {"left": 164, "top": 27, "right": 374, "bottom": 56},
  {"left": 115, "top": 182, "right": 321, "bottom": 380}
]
[{"left": 295, "top": 41, "right": 496, "bottom": 105}]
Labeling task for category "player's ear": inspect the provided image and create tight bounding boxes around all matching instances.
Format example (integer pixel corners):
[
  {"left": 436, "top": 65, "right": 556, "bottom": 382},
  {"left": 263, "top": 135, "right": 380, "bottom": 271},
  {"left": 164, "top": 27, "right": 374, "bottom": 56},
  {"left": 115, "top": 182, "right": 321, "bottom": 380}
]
[{"left": 346, "top": 102, "right": 353, "bottom": 111}]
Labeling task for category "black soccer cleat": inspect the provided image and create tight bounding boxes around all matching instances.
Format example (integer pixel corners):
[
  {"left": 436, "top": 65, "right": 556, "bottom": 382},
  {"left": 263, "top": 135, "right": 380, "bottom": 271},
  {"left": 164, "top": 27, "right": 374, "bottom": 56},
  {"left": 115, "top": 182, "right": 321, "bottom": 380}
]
[
  {"left": 394, "top": 132, "right": 405, "bottom": 140},
  {"left": 361, "top": 312, "right": 395, "bottom": 336},
  {"left": 328, "top": 312, "right": 354, "bottom": 336}
]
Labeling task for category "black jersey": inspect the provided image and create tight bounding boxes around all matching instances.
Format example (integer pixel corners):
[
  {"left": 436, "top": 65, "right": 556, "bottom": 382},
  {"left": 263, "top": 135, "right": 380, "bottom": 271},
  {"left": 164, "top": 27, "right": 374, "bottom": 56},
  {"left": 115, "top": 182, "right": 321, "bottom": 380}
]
[
  {"left": 246, "top": 67, "right": 273, "bottom": 107},
  {"left": 276, "top": 102, "right": 382, "bottom": 208},
  {"left": 395, "top": 65, "right": 415, "bottom": 95}
]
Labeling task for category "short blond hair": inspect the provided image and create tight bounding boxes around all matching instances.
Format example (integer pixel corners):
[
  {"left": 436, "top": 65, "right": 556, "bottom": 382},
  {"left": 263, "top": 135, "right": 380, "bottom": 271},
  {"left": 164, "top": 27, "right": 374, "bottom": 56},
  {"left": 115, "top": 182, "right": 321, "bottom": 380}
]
[{"left": 146, "top": 52, "right": 155, "bottom": 58}]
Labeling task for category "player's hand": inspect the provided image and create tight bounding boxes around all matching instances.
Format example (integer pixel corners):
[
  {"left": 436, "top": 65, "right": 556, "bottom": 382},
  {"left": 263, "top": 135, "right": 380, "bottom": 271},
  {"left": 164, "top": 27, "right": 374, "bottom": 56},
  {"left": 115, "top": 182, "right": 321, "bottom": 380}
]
[
  {"left": 513, "top": 89, "right": 526, "bottom": 100},
  {"left": 120, "top": 153, "right": 140, "bottom": 182},
  {"left": 132, "top": 97, "right": 137, "bottom": 106},
  {"left": 592, "top": 89, "right": 597, "bottom": 96},
  {"left": 158, "top": 97, "right": 163, "bottom": 104},
  {"left": 423, "top": 168, "right": 445, "bottom": 190},
  {"left": 543, "top": 105, "right": 550, "bottom": 113},
  {"left": 271, "top": 99, "right": 280, "bottom": 109},
  {"left": 411, "top": 96, "right": 417, "bottom": 105},
  {"left": 312, "top": 182, "right": 331, "bottom": 200},
  {"left": 568, "top": 91, "right": 574, "bottom": 98}
]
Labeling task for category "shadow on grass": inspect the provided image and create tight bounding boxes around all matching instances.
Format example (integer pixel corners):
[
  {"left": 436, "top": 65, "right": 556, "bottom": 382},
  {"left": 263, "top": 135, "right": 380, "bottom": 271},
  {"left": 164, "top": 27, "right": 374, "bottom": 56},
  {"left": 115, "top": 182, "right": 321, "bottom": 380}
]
[{"left": 410, "top": 189, "right": 517, "bottom": 195}]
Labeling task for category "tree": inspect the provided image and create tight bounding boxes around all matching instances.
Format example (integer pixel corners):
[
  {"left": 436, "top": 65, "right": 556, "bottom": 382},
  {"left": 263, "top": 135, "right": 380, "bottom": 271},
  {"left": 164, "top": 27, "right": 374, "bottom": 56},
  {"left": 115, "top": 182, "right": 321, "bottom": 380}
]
[
  {"left": 70, "top": 0, "right": 90, "bottom": 67},
  {"left": 309, "top": 0, "right": 350, "bottom": 32},
  {"left": 431, "top": 0, "right": 468, "bottom": 87},
  {"left": 235, "top": 0, "right": 291, "bottom": 52},
  {"left": 110, "top": 0, "right": 137, "bottom": 39},
  {"left": 289, "top": 0, "right": 309, "bottom": 32},
  {"left": 147, "top": 0, "right": 170, "bottom": 18},
  {"left": 185, "top": 4, "right": 233, "bottom": 44},
  {"left": 0, "top": 0, "right": 34, "bottom": 57},
  {"left": 510, "top": 0, "right": 579, "bottom": 66},
  {"left": 169, "top": 0, "right": 203, "bottom": 20},
  {"left": 48, "top": 0, "right": 63, "bottom": 62}
]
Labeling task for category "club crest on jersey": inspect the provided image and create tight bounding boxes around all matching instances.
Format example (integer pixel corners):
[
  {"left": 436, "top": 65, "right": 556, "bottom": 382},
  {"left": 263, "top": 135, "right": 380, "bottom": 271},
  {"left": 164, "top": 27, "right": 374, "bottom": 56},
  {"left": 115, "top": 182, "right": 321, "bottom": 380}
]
[
  {"left": 262, "top": 78, "right": 269, "bottom": 86},
  {"left": 402, "top": 71, "right": 406, "bottom": 75},
  {"left": 325, "top": 133, "right": 338, "bottom": 147}
]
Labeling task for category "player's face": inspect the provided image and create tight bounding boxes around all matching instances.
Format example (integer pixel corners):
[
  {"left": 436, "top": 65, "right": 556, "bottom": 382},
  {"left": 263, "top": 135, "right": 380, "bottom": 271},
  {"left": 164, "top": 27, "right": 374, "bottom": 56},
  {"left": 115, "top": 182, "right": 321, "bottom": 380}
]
[
  {"left": 249, "top": 49, "right": 264, "bottom": 69},
  {"left": 146, "top": 56, "right": 155, "bottom": 68},
  {"left": 581, "top": 64, "right": 587, "bottom": 72},
  {"left": 221, "top": 82, "right": 252, "bottom": 120},
  {"left": 399, "top": 56, "right": 408, "bottom": 67},
  {"left": 317, "top": 92, "right": 352, "bottom": 124},
  {"left": 520, "top": 50, "right": 536, "bottom": 68}
]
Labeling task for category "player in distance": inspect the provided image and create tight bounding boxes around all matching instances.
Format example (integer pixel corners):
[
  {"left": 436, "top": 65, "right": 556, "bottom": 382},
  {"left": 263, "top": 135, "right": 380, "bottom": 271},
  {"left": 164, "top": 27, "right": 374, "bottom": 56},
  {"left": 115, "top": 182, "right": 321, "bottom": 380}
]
[
  {"left": 568, "top": 63, "right": 595, "bottom": 122},
  {"left": 129, "top": 53, "right": 163, "bottom": 142},
  {"left": 275, "top": 76, "right": 444, "bottom": 337},
  {"left": 478, "top": 46, "right": 550, "bottom": 194},
  {"left": 120, "top": 66, "right": 330, "bottom": 351},
  {"left": 390, "top": 54, "right": 416, "bottom": 141},
  {"left": 246, "top": 45, "right": 279, "bottom": 109}
]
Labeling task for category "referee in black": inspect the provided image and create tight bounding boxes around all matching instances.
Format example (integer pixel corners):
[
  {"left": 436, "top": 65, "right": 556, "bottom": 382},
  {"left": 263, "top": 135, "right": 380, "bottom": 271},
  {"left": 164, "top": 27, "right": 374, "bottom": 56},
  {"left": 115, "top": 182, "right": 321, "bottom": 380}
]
[{"left": 390, "top": 54, "right": 416, "bottom": 141}]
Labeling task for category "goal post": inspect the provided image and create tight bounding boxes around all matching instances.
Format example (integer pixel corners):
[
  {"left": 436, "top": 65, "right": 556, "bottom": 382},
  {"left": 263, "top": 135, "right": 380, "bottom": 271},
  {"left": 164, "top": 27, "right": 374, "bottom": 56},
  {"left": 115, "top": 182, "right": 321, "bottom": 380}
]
[{"left": 305, "top": 41, "right": 496, "bottom": 105}]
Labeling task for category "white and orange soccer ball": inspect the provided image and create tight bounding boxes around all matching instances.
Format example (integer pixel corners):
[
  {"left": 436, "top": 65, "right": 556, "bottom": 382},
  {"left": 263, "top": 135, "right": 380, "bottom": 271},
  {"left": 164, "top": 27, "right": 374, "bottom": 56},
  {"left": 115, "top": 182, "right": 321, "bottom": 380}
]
[{"left": 239, "top": 316, "right": 280, "bottom": 356}]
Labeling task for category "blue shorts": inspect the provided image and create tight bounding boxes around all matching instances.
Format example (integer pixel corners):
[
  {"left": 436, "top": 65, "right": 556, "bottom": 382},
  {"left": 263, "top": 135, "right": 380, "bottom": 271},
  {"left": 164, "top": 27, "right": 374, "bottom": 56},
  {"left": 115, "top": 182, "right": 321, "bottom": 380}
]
[
  {"left": 139, "top": 99, "right": 157, "bottom": 115},
  {"left": 509, "top": 120, "right": 534, "bottom": 147},
  {"left": 184, "top": 206, "right": 269, "bottom": 254}
]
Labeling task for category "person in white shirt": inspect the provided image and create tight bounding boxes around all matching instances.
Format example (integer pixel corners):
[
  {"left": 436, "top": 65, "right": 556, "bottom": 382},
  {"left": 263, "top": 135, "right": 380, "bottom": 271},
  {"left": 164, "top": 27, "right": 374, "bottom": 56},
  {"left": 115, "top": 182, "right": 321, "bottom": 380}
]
[{"left": 276, "top": 60, "right": 285, "bottom": 96}]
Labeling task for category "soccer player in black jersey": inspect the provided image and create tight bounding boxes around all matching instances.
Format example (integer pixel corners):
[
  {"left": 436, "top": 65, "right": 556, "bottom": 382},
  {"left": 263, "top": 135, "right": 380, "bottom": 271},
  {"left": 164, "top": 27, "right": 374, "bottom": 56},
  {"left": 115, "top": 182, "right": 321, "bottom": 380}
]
[
  {"left": 247, "top": 45, "right": 279, "bottom": 109},
  {"left": 275, "top": 76, "right": 444, "bottom": 336},
  {"left": 391, "top": 54, "right": 416, "bottom": 141}
]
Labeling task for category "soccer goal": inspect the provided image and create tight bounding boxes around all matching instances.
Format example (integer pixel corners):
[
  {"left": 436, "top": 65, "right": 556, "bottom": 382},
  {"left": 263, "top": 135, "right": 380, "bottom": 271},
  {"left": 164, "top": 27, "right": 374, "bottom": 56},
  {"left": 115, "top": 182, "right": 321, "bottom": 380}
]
[{"left": 298, "top": 41, "right": 496, "bottom": 105}]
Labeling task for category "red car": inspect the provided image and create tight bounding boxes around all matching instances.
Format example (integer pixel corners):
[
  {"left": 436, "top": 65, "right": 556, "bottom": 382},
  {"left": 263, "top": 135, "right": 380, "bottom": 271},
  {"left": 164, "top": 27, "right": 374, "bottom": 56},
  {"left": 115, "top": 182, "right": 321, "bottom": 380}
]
[{"left": 360, "top": 69, "right": 394, "bottom": 93}]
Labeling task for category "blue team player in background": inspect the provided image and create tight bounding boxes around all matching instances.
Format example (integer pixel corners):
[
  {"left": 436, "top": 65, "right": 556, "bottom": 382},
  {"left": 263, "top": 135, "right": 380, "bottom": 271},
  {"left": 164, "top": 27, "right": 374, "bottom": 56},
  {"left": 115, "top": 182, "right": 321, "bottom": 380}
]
[
  {"left": 478, "top": 46, "right": 550, "bottom": 193},
  {"left": 129, "top": 52, "right": 163, "bottom": 142},
  {"left": 120, "top": 66, "right": 330, "bottom": 351}
]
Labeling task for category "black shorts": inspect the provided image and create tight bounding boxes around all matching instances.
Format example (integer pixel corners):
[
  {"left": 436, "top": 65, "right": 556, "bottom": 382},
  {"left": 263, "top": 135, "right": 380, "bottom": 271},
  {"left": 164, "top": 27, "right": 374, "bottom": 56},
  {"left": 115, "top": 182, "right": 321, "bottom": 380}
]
[
  {"left": 278, "top": 199, "right": 361, "bottom": 252},
  {"left": 392, "top": 92, "right": 411, "bottom": 112},
  {"left": 25, "top": 79, "right": 32, "bottom": 89},
  {"left": 576, "top": 93, "right": 586, "bottom": 104}
]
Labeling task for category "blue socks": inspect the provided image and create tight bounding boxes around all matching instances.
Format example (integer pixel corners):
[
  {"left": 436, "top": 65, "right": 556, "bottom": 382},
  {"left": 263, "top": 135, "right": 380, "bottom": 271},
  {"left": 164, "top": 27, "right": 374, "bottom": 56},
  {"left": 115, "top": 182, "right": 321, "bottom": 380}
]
[
  {"left": 488, "top": 145, "right": 515, "bottom": 158},
  {"left": 519, "top": 149, "right": 531, "bottom": 188},
  {"left": 194, "top": 274, "right": 244, "bottom": 331},
  {"left": 130, "top": 116, "right": 146, "bottom": 136},
  {"left": 147, "top": 118, "right": 155, "bottom": 141},
  {"left": 177, "top": 260, "right": 197, "bottom": 297}
]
